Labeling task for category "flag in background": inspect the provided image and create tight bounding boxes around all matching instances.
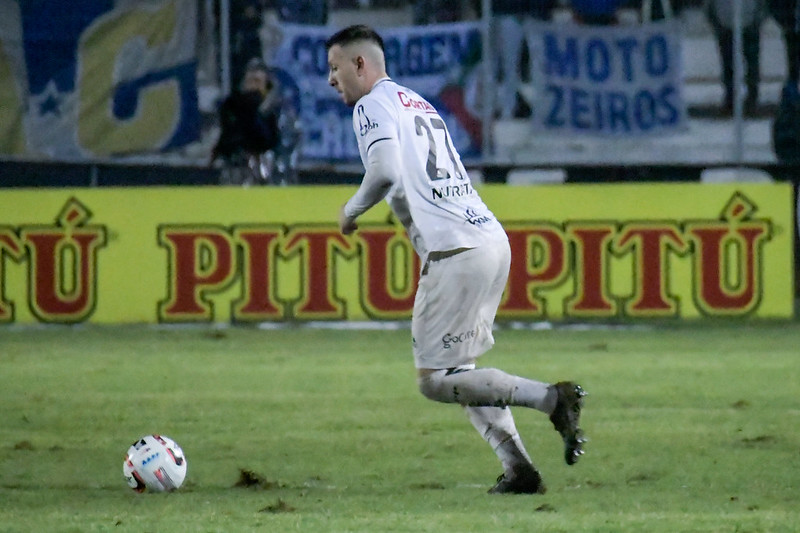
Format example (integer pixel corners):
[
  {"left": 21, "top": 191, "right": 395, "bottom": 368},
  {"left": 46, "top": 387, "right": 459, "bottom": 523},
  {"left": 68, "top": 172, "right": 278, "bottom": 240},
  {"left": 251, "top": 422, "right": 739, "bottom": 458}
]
[{"left": 0, "top": 0, "right": 199, "bottom": 160}]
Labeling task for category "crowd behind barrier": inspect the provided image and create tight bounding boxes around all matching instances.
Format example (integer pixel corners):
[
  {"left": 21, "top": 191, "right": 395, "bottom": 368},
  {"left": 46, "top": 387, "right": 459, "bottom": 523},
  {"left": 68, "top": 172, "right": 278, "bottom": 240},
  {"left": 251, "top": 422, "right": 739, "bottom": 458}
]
[
  {"left": 199, "top": 0, "right": 800, "bottom": 174},
  {"left": 1, "top": 0, "right": 798, "bottom": 173}
]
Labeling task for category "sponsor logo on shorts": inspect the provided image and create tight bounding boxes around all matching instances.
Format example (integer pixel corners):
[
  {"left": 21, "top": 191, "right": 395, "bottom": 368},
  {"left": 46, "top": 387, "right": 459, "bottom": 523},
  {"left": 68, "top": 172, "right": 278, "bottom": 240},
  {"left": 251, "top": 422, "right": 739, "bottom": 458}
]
[{"left": 442, "top": 329, "right": 477, "bottom": 349}]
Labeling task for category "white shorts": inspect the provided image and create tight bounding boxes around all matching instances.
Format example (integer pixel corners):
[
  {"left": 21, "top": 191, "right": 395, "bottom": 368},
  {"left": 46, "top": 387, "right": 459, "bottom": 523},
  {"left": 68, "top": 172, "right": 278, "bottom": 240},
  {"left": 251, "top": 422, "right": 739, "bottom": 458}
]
[{"left": 412, "top": 239, "right": 511, "bottom": 369}]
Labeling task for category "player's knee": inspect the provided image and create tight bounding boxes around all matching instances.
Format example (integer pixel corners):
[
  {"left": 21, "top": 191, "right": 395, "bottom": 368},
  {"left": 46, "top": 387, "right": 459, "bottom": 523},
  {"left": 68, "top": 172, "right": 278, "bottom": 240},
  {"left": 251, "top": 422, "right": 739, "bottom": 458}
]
[{"left": 417, "top": 370, "right": 446, "bottom": 402}]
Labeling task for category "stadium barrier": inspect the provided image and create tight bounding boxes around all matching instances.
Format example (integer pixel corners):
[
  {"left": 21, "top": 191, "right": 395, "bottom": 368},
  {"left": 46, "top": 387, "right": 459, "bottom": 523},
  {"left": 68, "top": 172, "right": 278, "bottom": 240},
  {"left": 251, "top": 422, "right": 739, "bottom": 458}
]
[{"left": 0, "top": 182, "right": 793, "bottom": 324}]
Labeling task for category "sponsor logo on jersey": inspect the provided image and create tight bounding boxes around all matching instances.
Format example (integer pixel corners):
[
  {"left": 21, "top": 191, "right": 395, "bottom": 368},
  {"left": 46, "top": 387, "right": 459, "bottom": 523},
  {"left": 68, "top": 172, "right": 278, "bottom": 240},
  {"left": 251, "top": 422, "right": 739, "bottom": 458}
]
[
  {"left": 464, "top": 208, "right": 492, "bottom": 226},
  {"left": 357, "top": 105, "right": 378, "bottom": 136},
  {"left": 397, "top": 91, "right": 436, "bottom": 113}
]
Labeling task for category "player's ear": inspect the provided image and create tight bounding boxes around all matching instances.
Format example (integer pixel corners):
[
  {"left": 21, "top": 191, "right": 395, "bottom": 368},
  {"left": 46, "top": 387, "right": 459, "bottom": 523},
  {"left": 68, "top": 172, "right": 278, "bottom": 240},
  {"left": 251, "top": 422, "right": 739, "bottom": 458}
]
[{"left": 355, "top": 55, "right": 365, "bottom": 72}]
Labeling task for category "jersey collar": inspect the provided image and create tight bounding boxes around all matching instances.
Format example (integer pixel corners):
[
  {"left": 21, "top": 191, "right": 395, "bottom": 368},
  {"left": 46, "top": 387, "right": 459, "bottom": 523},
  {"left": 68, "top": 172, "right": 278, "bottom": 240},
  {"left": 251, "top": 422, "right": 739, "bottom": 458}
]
[{"left": 371, "top": 77, "right": 391, "bottom": 91}]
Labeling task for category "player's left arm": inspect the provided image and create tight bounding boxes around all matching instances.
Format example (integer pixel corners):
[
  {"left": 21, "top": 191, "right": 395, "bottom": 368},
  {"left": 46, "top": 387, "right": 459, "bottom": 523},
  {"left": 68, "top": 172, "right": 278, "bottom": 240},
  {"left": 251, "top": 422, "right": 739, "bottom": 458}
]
[{"left": 339, "top": 139, "right": 403, "bottom": 235}]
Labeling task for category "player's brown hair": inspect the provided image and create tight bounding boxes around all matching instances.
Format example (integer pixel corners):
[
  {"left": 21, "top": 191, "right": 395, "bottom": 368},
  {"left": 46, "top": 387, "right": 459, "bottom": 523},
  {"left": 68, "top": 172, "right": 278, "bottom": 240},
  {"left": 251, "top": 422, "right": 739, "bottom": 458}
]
[{"left": 325, "top": 24, "right": 385, "bottom": 53}]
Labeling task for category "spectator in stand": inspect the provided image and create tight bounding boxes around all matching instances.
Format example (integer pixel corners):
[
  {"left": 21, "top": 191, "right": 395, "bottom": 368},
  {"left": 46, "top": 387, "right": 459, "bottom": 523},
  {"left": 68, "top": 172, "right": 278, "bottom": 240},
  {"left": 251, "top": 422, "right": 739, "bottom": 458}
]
[
  {"left": 705, "top": 0, "right": 766, "bottom": 116},
  {"left": 766, "top": 0, "right": 800, "bottom": 89},
  {"left": 570, "top": 0, "right": 625, "bottom": 24},
  {"left": 231, "top": 0, "right": 265, "bottom": 84},
  {"left": 277, "top": 0, "right": 328, "bottom": 25},
  {"left": 210, "top": 58, "right": 282, "bottom": 185}
]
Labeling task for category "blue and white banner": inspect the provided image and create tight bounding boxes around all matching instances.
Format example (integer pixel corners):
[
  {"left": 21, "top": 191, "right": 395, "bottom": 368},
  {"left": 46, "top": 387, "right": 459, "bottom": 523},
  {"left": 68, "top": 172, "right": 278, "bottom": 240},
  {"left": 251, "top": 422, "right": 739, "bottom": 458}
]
[
  {"left": 0, "top": 0, "right": 199, "bottom": 160},
  {"left": 526, "top": 20, "right": 687, "bottom": 136},
  {"left": 271, "top": 22, "right": 483, "bottom": 162}
]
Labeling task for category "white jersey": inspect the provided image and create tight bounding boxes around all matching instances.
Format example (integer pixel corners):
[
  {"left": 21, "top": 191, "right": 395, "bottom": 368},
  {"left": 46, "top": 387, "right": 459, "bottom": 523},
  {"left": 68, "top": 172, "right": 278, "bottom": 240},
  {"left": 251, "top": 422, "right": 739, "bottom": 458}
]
[{"left": 352, "top": 78, "right": 506, "bottom": 258}]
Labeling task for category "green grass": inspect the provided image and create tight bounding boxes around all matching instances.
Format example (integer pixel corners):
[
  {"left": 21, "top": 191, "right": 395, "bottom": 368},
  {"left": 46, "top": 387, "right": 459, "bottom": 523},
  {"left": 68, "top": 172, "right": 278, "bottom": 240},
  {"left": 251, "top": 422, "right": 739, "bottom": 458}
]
[{"left": 1, "top": 322, "right": 800, "bottom": 532}]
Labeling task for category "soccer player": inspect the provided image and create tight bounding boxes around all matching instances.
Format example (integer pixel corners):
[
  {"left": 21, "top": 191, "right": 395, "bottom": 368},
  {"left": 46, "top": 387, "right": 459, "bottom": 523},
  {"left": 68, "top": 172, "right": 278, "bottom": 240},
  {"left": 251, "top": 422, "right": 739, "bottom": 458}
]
[{"left": 325, "top": 25, "right": 586, "bottom": 494}]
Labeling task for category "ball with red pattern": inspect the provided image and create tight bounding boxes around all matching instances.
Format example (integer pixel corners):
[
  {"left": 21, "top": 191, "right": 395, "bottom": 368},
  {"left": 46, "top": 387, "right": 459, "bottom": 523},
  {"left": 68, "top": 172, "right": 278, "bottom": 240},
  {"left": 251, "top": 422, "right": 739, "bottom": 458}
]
[{"left": 123, "top": 434, "right": 187, "bottom": 492}]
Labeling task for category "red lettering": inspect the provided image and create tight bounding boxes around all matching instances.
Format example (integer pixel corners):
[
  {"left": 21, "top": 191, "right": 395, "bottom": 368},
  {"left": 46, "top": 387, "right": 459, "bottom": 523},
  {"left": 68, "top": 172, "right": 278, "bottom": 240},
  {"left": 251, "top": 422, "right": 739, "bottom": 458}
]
[
  {"left": 159, "top": 228, "right": 236, "bottom": 321},
  {"left": 283, "top": 228, "right": 353, "bottom": 318},
  {"left": 358, "top": 228, "right": 419, "bottom": 318},
  {"left": 616, "top": 225, "right": 688, "bottom": 315},
  {"left": 20, "top": 199, "right": 106, "bottom": 323},
  {"left": 397, "top": 91, "right": 434, "bottom": 111},
  {"left": 233, "top": 228, "right": 283, "bottom": 321},
  {"left": 0, "top": 229, "right": 24, "bottom": 322},
  {"left": 501, "top": 226, "right": 567, "bottom": 316},
  {"left": 687, "top": 194, "right": 771, "bottom": 316},
  {"left": 22, "top": 230, "right": 105, "bottom": 323},
  {"left": 566, "top": 224, "right": 615, "bottom": 315},
  {"left": 689, "top": 226, "right": 767, "bottom": 314}
]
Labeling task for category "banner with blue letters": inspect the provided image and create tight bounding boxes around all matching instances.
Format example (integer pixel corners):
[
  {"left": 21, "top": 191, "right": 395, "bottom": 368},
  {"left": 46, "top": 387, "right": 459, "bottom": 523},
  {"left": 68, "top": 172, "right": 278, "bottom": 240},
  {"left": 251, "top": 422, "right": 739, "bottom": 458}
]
[
  {"left": 0, "top": 0, "right": 199, "bottom": 160},
  {"left": 526, "top": 20, "right": 686, "bottom": 136},
  {"left": 270, "top": 22, "right": 483, "bottom": 162}
]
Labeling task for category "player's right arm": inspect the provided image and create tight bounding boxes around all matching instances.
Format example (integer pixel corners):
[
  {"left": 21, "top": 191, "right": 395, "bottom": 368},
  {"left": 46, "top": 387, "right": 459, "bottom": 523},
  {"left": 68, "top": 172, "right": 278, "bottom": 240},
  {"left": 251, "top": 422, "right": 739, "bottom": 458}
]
[
  {"left": 339, "top": 139, "right": 403, "bottom": 234},
  {"left": 339, "top": 90, "right": 402, "bottom": 235}
]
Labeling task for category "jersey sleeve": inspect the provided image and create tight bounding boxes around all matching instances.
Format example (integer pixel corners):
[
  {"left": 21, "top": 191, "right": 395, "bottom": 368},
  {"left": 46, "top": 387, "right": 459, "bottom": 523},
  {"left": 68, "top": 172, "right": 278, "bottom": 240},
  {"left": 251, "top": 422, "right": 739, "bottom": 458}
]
[
  {"left": 353, "top": 92, "right": 397, "bottom": 162},
  {"left": 343, "top": 140, "right": 402, "bottom": 219}
]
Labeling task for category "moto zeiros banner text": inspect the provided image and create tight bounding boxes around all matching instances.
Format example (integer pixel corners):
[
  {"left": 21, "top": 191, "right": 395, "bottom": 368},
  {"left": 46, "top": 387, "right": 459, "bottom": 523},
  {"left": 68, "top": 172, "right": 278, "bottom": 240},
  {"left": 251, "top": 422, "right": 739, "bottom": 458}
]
[{"left": 526, "top": 19, "right": 687, "bottom": 136}]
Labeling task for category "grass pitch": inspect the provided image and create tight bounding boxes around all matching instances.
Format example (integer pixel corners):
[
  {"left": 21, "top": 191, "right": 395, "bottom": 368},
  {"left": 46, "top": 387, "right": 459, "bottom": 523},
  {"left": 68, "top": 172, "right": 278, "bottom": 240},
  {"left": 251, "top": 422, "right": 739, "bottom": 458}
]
[{"left": 1, "top": 321, "right": 799, "bottom": 532}]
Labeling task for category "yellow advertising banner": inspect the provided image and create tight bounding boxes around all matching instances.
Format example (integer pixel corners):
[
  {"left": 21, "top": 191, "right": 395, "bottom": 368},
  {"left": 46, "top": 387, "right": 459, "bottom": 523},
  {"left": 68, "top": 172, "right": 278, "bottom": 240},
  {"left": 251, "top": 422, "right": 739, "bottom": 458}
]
[{"left": 0, "top": 183, "right": 793, "bottom": 324}]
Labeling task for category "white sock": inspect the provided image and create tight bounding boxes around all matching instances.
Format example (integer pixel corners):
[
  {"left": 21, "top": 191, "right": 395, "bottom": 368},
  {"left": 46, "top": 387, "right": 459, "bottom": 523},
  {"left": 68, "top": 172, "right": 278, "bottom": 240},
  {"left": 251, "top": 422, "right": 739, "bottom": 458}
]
[
  {"left": 419, "top": 367, "right": 557, "bottom": 413},
  {"left": 465, "top": 406, "right": 531, "bottom": 473}
]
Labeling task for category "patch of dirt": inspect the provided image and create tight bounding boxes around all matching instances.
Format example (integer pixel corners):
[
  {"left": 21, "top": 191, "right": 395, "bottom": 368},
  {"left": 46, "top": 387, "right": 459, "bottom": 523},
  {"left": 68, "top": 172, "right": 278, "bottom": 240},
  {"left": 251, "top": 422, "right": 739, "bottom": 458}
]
[
  {"left": 259, "top": 499, "right": 296, "bottom": 513},
  {"left": 233, "top": 468, "right": 280, "bottom": 490}
]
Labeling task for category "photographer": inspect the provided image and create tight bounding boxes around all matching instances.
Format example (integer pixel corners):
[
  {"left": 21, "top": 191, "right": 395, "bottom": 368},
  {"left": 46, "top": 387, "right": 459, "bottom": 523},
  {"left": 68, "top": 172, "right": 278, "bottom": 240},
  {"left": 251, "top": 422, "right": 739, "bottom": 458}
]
[{"left": 210, "top": 58, "right": 281, "bottom": 185}]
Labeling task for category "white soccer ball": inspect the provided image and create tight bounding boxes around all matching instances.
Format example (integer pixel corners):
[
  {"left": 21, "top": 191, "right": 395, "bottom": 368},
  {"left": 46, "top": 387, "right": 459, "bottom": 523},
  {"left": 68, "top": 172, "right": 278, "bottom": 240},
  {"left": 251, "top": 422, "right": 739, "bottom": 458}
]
[{"left": 123, "top": 434, "right": 187, "bottom": 492}]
